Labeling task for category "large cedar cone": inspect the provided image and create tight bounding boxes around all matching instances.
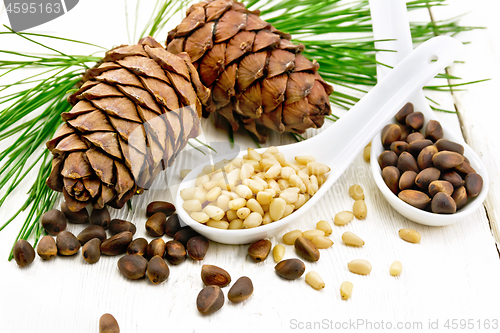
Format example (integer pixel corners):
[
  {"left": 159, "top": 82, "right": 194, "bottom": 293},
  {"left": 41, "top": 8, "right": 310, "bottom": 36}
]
[
  {"left": 166, "top": 0, "right": 333, "bottom": 142},
  {"left": 46, "top": 37, "right": 210, "bottom": 212}
]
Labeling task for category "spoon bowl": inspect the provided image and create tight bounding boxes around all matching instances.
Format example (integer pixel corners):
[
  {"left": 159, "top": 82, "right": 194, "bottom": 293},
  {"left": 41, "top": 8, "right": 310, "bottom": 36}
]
[
  {"left": 369, "top": 0, "right": 489, "bottom": 226},
  {"left": 177, "top": 36, "right": 464, "bottom": 244}
]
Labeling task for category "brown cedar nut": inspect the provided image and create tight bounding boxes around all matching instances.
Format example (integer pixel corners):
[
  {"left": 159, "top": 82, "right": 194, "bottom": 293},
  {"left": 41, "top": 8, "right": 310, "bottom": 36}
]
[
  {"left": 61, "top": 202, "right": 89, "bottom": 224},
  {"left": 13, "top": 239, "right": 35, "bottom": 267},
  {"left": 146, "top": 201, "right": 176, "bottom": 217},
  {"left": 407, "top": 140, "right": 433, "bottom": 156},
  {"left": 117, "top": 254, "right": 148, "bottom": 280},
  {"left": 417, "top": 145, "right": 438, "bottom": 170},
  {"left": 197, "top": 285, "right": 224, "bottom": 315},
  {"left": 378, "top": 150, "right": 398, "bottom": 169},
  {"left": 428, "top": 180, "right": 454, "bottom": 197},
  {"left": 432, "top": 151, "right": 465, "bottom": 170},
  {"left": 294, "top": 236, "right": 320, "bottom": 262},
  {"left": 431, "top": 192, "right": 457, "bottom": 214},
  {"left": 381, "top": 124, "right": 401, "bottom": 147},
  {"left": 77, "top": 225, "right": 107, "bottom": 245},
  {"left": 56, "top": 231, "right": 80, "bottom": 256},
  {"left": 127, "top": 238, "right": 148, "bottom": 256},
  {"left": 165, "top": 214, "right": 182, "bottom": 237},
  {"left": 187, "top": 236, "right": 210, "bottom": 261},
  {"left": 435, "top": 138, "right": 465, "bottom": 155},
  {"left": 41, "top": 209, "right": 67, "bottom": 236},
  {"left": 275, "top": 258, "right": 306, "bottom": 280},
  {"left": 399, "top": 171, "right": 417, "bottom": 191},
  {"left": 398, "top": 124, "right": 412, "bottom": 141},
  {"left": 247, "top": 239, "right": 272, "bottom": 262},
  {"left": 90, "top": 207, "right": 111, "bottom": 229},
  {"left": 397, "top": 152, "right": 419, "bottom": 173},
  {"left": 109, "top": 219, "right": 136, "bottom": 235},
  {"left": 442, "top": 171, "right": 465, "bottom": 188},
  {"left": 37, "top": 235, "right": 57, "bottom": 260},
  {"left": 145, "top": 212, "right": 166, "bottom": 237},
  {"left": 173, "top": 227, "right": 199, "bottom": 246},
  {"left": 406, "top": 132, "right": 425, "bottom": 143},
  {"left": 455, "top": 161, "right": 476, "bottom": 175},
  {"left": 147, "top": 255, "right": 170, "bottom": 284},
  {"left": 452, "top": 186, "right": 468, "bottom": 210},
  {"left": 146, "top": 238, "right": 166, "bottom": 259},
  {"left": 382, "top": 166, "right": 400, "bottom": 194},
  {"left": 101, "top": 231, "right": 133, "bottom": 256},
  {"left": 465, "top": 173, "right": 483, "bottom": 197},
  {"left": 82, "top": 238, "right": 101, "bottom": 264},
  {"left": 425, "top": 120, "right": 444, "bottom": 142},
  {"left": 406, "top": 112, "right": 424, "bottom": 130},
  {"left": 99, "top": 313, "right": 120, "bottom": 333},
  {"left": 395, "top": 102, "right": 414, "bottom": 123},
  {"left": 390, "top": 141, "right": 408, "bottom": 155},
  {"left": 201, "top": 264, "right": 231, "bottom": 287},
  {"left": 228, "top": 276, "right": 253, "bottom": 303},
  {"left": 415, "top": 167, "right": 441, "bottom": 190},
  {"left": 164, "top": 240, "right": 187, "bottom": 265},
  {"left": 398, "top": 190, "right": 431, "bottom": 209}
]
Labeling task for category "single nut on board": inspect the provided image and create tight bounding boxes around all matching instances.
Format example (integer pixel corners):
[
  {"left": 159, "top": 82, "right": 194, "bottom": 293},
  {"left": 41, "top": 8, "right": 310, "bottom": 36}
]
[
  {"left": 390, "top": 261, "right": 403, "bottom": 276},
  {"left": 228, "top": 276, "right": 254, "bottom": 303},
  {"left": 294, "top": 236, "right": 320, "bottom": 262},
  {"left": 13, "top": 239, "right": 35, "bottom": 267},
  {"left": 340, "top": 281, "right": 354, "bottom": 300},
  {"left": 99, "top": 313, "right": 120, "bottom": 333},
  {"left": 36, "top": 235, "right": 57, "bottom": 260},
  {"left": 248, "top": 239, "right": 272, "bottom": 262},
  {"left": 342, "top": 232, "right": 365, "bottom": 247},
  {"left": 305, "top": 271, "right": 325, "bottom": 290},
  {"left": 347, "top": 259, "right": 372, "bottom": 275},
  {"left": 398, "top": 228, "right": 421, "bottom": 243},
  {"left": 273, "top": 244, "right": 285, "bottom": 263},
  {"left": 201, "top": 264, "right": 231, "bottom": 287},
  {"left": 197, "top": 285, "right": 224, "bottom": 315},
  {"left": 275, "top": 258, "right": 306, "bottom": 280}
]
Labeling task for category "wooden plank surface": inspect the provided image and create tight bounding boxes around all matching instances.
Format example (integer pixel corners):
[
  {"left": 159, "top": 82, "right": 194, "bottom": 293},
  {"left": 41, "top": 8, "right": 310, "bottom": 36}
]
[{"left": 1, "top": 1, "right": 499, "bottom": 333}]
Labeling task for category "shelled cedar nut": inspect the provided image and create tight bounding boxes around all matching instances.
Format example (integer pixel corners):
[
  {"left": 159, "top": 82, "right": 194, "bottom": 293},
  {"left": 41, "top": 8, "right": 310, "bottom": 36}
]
[
  {"left": 353, "top": 200, "right": 367, "bottom": 219},
  {"left": 432, "top": 151, "right": 465, "bottom": 170},
  {"left": 173, "top": 227, "right": 199, "bottom": 247},
  {"left": 399, "top": 171, "right": 417, "bottom": 191},
  {"left": 146, "top": 201, "right": 176, "bottom": 217},
  {"left": 378, "top": 150, "right": 398, "bottom": 169},
  {"left": 164, "top": 240, "right": 187, "bottom": 265},
  {"left": 147, "top": 255, "right": 170, "bottom": 284},
  {"left": 442, "top": 171, "right": 464, "bottom": 188},
  {"left": 109, "top": 219, "right": 136, "bottom": 235},
  {"left": 399, "top": 228, "right": 421, "bottom": 243},
  {"left": 452, "top": 186, "right": 468, "bottom": 210},
  {"left": 247, "top": 239, "right": 272, "bottom": 262},
  {"left": 82, "top": 238, "right": 101, "bottom": 264},
  {"left": 146, "top": 238, "right": 166, "bottom": 259},
  {"left": 428, "top": 180, "right": 454, "bottom": 197},
  {"left": 406, "top": 111, "right": 424, "bottom": 130},
  {"left": 407, "top": 140, "right": 433, "bottom": 156},
  {"left": 117, "top": 254, "right": 148, "bottom": 280},
  {"left": 61, "top": 202, "right": 89, "bottom": 224},
  {"left": 56, "top": 231, "right": 80, "bottom": 256},
  {"left": 294, "top": 236, "right": 320, "bottom": 262},
  {"left": 90, "top": 207, "right": 111, "bottom": 229},
  {"left": 431, "top": 192, "right": 457, "bottom": 214},
  {"left": 145, "top": 212, "right": 166, "bottom": 237},
  {"left": 13, "top": 239, "right": 35, "bottom": 267},
  {"left": 164, "top": 214, "right": 182, "bottom": 237},
  {"left": 417, "top": 145, "right": 438, "bottom": 170},
  {"left": 101, "top": 231, "right": 133, "bottom": 256},
  {"left": 201, "top": 264, "right": 231, "bottom": 287},
  {"left": 228, "top": 276, "right": 254, "bottom": 303},
  {"left": 99, "top": 313, "right": 119, "bottom": 333},
  {"left": 197, "top": 285, "right": 224, "bottom": 315},
  {"left": 390, "top": 141, "right": 408, "bottom": 155},
  {"left": 348, "top": 259, "right": 372, "bottom": 275},
  {"left": 381, "top": 124, "right": 401, "bottom": 147},
  {"left": 127, "top": 238, "right": 148, "bottom": 256},
  {"left": 415, "top": 167, "right": 441, "bottom": 190},
  {"left": 465, "top": 173, "right": 483, "bottom": 197},
  {"left": 77, "top": 225, "right": 107, "bottom": 245},
  {"left": 41, "top": 209, "right": 67, "bottom": 236},
  {"left": 425, "top": 120, "right": 444, "bottom": 141},
  {"left": 398, "top": 190, "right": 431, "bottom": 209},
  {"left": 36, "top": 235, "right": 57, "bottom": 260},
  {"left": 275, "top": 259, "right": 306, "bottom": 280},
  {"left": 395, "top": 102, "right": 414, "bottom": 123},
  {"left": 187, "top": 236, "right": 209, "bottom": 261},
  {"left": 406, "top": 132, "right": 425, "bottom": 143},
  {"left": 397, "top": 152, "right": 419, "bottom": 173},
  {"left": 435, "top": 138, "right": 465, "bottom": 155},
  {"left": 382, "top": 166, "right": 400, "bottom": 194}
]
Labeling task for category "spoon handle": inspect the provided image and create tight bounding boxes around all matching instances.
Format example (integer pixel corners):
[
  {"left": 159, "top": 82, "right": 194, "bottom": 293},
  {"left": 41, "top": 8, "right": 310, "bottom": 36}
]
[{"left": 306, "top": 36, "right": 463, "bottom": 170}]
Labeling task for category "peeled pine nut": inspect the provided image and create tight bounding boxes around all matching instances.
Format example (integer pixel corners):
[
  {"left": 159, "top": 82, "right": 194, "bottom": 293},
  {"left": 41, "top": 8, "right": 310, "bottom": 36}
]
[
  {"left": 270, "top": 198, "right": 287, "bottom": 221},
  {"left": 243, "top": 179, "right": 265, "bottom": 193},
  {"left": 349, "top": 184, "right": 365, "bottom": 200},
  {"left": 279, "top": 188, "right": 299, "bottom": 204},
  {"left": 237, "top": 207, "right": 251, "bottom": 220},
  {"left": 274, "top": 152, "right": 286, "bottom": 166},
  {"left": 202, "top": 165, "right": 215, "bottom": 174},
  {"left": 307, "top": 162, "right": 331, "bottom": 176},
  {"left": 202, "top": 180, "right": 218, "bottom": 191},
  {"left": 203, "top": 206, "right": 225, "bottom": 221},
  {"left": 317, "top": 175, "right": 326, "bottom": 186},
  {"left": 294, "top": 194, "right": 307, "bottom": 209},
  {"left": 256, "top": 191, "right": 273, "bottom": 205},
  {"left": 207, "top": 220, "right": 229, "bottom": 229},
  {"left": 261, "top": 158, "right": 279, "bottom": 170},
  {"left": 273, "top": 244, "right": 285, "bottom": 263},
  {"left": 191, "top": 212, "right": 210, "bottom": 224},
  {"left": 281, "top": 167, "right": 295, "bottom": 180},
  {"left": 247, "top": 199, "right": 264, "bottom": 216},
  {"left": 334, "top": 211, "right": 354, "bottom": 226},
  {"left": 277, "top": 179, "right": 289, "bottom": 190},
  {"left": 363, "top": 145, "right": 371, "bottom": 162},
  {"left": 247, "top": 148, "right": 262, "bottom": 161},
  {"left": 228, "top": 219, "right": 244, "bottom": 229},
  {"left": 390, "top": 261, "right": 403, "bottom": 276},
  {"left": 240, "top": 163, "right": 254, "bottom": 180},
  {"left": 180, "top": 169, "right": 191, "bottom": 179},
  {"left": 348, "top": 259, "right": 372, "bottom": 275},
  {"left": 283, "top": 204, "right": 294, "bottom": 217},
  {"left": 311, "top": 235, "right": 334, "bottom": 249},
  {"left": 262, "top": 212, "right": 273, "bottom": 225},
  {"left": 232, "top": 158, "right": 244, "bottom": 168},
  {"left": 229, "top": 198, "right": 247, "bottom": 211},
  {"left": 265, "top": 146, "right": 279, "bottom": 154},
  {"left": 353, "top": 200, "right": 367, "bottom": 219},
  {"left": 302, "top": 229, "right": 325, "bottom": 240},
  {"left": 316, "top": 220, "right": 332, "bottom": 236},
  {"left": 180, "top": 187, "right": 196, "bottom": 201},
  {"left": 183, "top": 199, "right": 202, "bottom": 212},
  {"left": 295, "top": 155, "right": 315, "bottom": 165},
  {"left": 283, "top": 230, "right": 303, "bottom": 245},
  {"left": 226, "top": 210, "right": 238, "bottom": 221},
  {"left": 196, "top": 174, "right": 210, "bottom": 186},
  {"left": 342, "top": 232, "right": 365, "bottom": 247},
  {"left": 216, "top": 195, "right": 230, "bottom": 211},
  {"left": 206, "top": 186, "right": 221, "bottom": 202},
  {"left": 267, "top": 179, "right": 281, "bottom": 193},
  {"left": 399, "top": 229, "right": 421, "bottom": 243},
  {"left": 193, "top": 187, "right": 208, "bottom": 203},
  {"left": 243, "top": 212, "right": 263, "bottom": 228},
  {"left": 340, "top": 281, "right": 353, "bottom": 300},
  {"left": 214, "top": 159, "right": 230, "bottom": 170},
  {"left": 235, "top": 185, "right": 253, "bottom": 199},
  {"left": 308, "top": 175, "right": 319, "bottom": 195},
  {"left": 305, "top": 271, "right": 325, "bottom": 290}
]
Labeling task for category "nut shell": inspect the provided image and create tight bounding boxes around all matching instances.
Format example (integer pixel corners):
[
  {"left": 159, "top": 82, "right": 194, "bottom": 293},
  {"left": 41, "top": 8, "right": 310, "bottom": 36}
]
[
  {"left": 146, "top": 201, "right": 176, "bottom": 217},
  {"left": 431, "top": 192, "right": 457, "bottom": 214},
  {"left": 197, "top": 285, "right": 224, "bottom": 315},
  {"left": 465, "top": 173, "right": 483, "bottom": 197},
  {"left": 425, "top": 120, "right": 444, "bottom": 141},
  {"left": 56, "top": 231, "right": 80, "bottom": 256},
  {"left": 101, "top": 231, "right": 133, "bottom": 256},
  {"left": 201, "top": 264, "right": 231, "bottom": 287},
  {"left": 164, "top": 240, "right": 187, "bottom": 265},
  {"left": 109, "top": 219, "right": 136, "bottom": 235},
  {"left": 397, "top": 152, "right": 419, "bottom": 173},
  {"left": 187, "top": 236, "right": 210, "bottom": 261},
  {"left": 145, "top": 212, "right": 166, "bottom": 237},
  {"left": 77, "top": 225, "right": 107, "bottom": 245},
  {"left": 99, "top": 313, "right": 119, "bottom": 333},
  {"left": 432, "top": 151, "right": 465, "bottom": 170},
  {"left": 275, "top": 259, "right": 305, "bottom": 280},
  {"left": 228, "top": 276, "right": 253, "bottom": 303},
  {"left": 61, "top": 202, "right": 89, "bottom": 224},
  {"left": 37, "top": 235, "right": 57, "bottom": 260},
  {"left": 41, "top": 209, "right": 67, "bottom": 236},
  {"left": 294, "top": 236, "right": 320, "bottom": 262},
  {"left": 13, "top": 239, "right": 35, "bottom": 267},
  {"left": 118, "top": 254, "right": 148, "bottom": 280},
  {"left": 90, "top": 207, "right": 111, "bottom": 229},
  {"left": 82, "top": 238, "right": 101, "bottom": 264},
  {"left": 398, "top": 190, "right": 430, "bottom": 209},
  {"left": 382, "top": 166, "right": 400, "bottom": 194},
  {"left": 147, "top": 255, "right": 170, "bottom": 284},
  {"left": 247, "top": 239, "right": 272, "bottom": 262},
  {"left": 127, "top": 238, "right": 148, "bottom": 256}
]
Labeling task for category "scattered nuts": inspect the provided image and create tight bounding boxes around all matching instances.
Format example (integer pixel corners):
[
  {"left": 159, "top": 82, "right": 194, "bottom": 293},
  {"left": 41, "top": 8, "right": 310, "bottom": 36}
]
[
  {"left": 305, "top": 271, "right": 325, "bottom": 290},
  {"left": 275, "top": 259, "right": 306, "bottom": 280},
  {"left": 340, "top": 281, "right": 353, "bottom": 300},
  {"left": 146, "top": 201, "right": 175, "bottom": 217},
  {"left": 109, "top": 219, "right": 136, "bottom": 235},
  {"left": 399, "top": 228, "right": 421, "bottom": 243},
  {"left": 90, "top": 207, "right": 110, "bottom": 229},
  {"left": 41, "top": 209, "right": 67, "bottom": 236},
  {"left": 311, "top": 235, "right": 334, "bottom": 249},
  {"left": 273, "top": 244, "right": 285, "bottom": 263},
  {"left": 197, "top": 285, "right": 224, "bottom": 315},
  {"left": 99, "top": 313, "right": 119, "bottom": 333},
  {"left": 164, "top": 214, "right": 182, "bottom": 237},
  {"left": 201, "top": 264, "right": 231, "bottom": 287},
  {"left": 127, "top": 238, "right": 148, "bottom": 256},
  {"left": 389, "top": 261, "right": 403, "bottom": 276},
  {"left": 173, "top": 227, "right": 199, "bottom": 247},
  {"left": 100, "top": 231, "right": 133, "bottom": 256},
  {"left": 56, "top": 231, "right": 80, "bottom": 256},
  {"left": 302, "top": 229, "right": 325, "bottom": 240},
  {"left": 13, "top": 239, "right": 35, "bottom": 267},
  {"left": 342, "top": 232, "right": 365, "bottom": 247},
  {"left": 145, "top": 212, "right": 166, "bottom": 237},
  {"left": 187, "top": 236, "right": 210, "bottom": 261},
  {"left": 117, "top": 254, "right": 148, "bottom": 280},
  {"left": 61, "top": 202, "right": 89, "bottom": 224},
  {"left": 349, "top": 184, "right": 365, "bottom": 200},
  {"left": 82, "top": 238, "right": 101, "bottom": 264},
  {"left": 228, "top": 276, "right": 253, "bottom": 303},
  {"left": 147, "top": 255, "right": 170, "bottom": 284},
  {"left": 164, "top": 240, "right": 187, "bottom": 265},
  {"left": 294, "top": 236, "right": 320, "bottom": 262},
  {"left": 248, "top": 239, "right": 272, "bottom": 262},
  {"left": 283, "top": 230, "right": 303, "bottom": 245},
  {"left": 146, "top": 238, "right": 166, "bottom": 259},
  {"left": 347, "top": 259, "right": 372, "bottom": 275},
  {"left": 334, "top": 211, "right": 355, "bottom": 226},
  {"left": 316, "top": 220, "right": 332, "bottom": 236},
  {"left": 353, "top": 200, "right": 367, "bottom": 219},
  {"left": 77, "top": 225, "right": 107, "bottom": 245},
  {"left": 36, "top": 235, "right": 57, "bottom": 260}
]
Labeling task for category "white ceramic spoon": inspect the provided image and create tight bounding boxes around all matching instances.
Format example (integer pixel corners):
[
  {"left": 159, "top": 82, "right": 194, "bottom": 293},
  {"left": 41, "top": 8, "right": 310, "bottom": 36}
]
[
  {"left": 369, "top": 0, "right": 489, "bottom": 226},
  {"left": 177, "top": 36, "right": 463, "bottom": 244}
]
